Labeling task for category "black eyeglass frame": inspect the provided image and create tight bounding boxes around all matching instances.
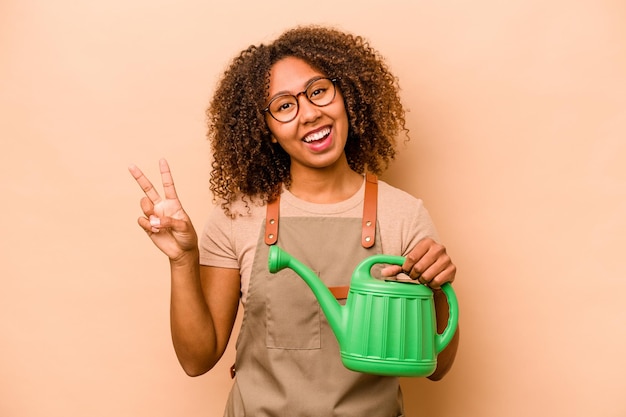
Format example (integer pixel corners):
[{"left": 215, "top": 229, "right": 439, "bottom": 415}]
[{"left": 263, "top": 77, "right": 339, "bottom": 123}]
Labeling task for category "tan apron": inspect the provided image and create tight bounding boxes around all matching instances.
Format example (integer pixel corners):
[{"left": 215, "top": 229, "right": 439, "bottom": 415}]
[{"left": 223, "top": 175, "right": 404, "bottom": 417}]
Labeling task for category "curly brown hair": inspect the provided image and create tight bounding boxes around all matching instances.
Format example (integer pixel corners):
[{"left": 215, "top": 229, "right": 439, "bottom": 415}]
[{"left": 206, "top": 25, "right": 408, "bottom": 214}]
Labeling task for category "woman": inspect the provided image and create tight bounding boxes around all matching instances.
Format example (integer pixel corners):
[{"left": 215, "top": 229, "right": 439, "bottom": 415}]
[{"left": 130, "top": 25, "right": 459, "bottom": 416}]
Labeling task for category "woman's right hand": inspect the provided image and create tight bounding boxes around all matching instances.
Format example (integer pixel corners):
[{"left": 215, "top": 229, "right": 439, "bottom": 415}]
[{"left": 128, "top": 158, "right": 198, "bottom": 261}]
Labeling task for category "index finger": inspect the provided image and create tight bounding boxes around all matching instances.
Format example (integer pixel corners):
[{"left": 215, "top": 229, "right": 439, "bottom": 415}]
[
  {"left": 402, "top": 238, "right": 431, "bottom": 272},
  {"left": 128, "top": 163, "right": 162, "bottom": 205}
]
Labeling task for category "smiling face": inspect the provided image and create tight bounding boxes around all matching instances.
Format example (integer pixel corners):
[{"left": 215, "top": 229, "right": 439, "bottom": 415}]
[{"left": 265, "top": 57, "right": 350, "bottom": 177}]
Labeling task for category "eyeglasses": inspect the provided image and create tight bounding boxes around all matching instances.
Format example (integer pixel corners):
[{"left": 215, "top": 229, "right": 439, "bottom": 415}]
[{"left": 263, "top": 77, "right": 338, "bottom": 123}]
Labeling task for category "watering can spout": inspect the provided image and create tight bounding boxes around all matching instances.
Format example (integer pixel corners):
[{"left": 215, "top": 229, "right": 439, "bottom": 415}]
[{"left": 268, "top": 246, "right": 345, "bottom": 342}]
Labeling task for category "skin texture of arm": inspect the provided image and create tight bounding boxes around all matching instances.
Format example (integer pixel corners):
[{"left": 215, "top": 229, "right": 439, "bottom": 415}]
[{"left": 169, "top": 260, "right": 241, "bottom": 376}]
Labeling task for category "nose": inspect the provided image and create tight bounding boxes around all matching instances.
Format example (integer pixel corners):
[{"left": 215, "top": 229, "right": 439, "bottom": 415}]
[{"left": 296, "top": 94, "right": 322, "bottom": 123}]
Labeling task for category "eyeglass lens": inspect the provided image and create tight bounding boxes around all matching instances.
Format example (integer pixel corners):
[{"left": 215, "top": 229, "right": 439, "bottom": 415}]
[{"left": 267, "top": 78, "right": 336, "bottom": 123}]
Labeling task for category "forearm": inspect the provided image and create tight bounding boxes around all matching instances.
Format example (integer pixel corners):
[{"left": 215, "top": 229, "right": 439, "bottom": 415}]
[
  {"left": 168, "top": 250, "right": 219, "bottom": 376},
  {"left": 428, "top": 288, "right": 460, "bottom": 381}
]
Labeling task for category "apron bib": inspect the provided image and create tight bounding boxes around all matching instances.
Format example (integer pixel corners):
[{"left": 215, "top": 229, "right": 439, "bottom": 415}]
[{"left": 223, "top": 177, "right": 404, "bottom": 417}]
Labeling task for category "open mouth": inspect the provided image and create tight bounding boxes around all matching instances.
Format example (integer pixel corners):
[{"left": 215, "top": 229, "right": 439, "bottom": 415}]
[{"left": 303, "top": 127, "right": 331, "bottom": 143}]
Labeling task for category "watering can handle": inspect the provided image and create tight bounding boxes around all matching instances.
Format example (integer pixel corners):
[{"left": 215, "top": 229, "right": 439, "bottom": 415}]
[
  {"left": 435, "top": 283, "right": 459, "bottom": 354},
  {"left": 352, "top": 254, "right": 406, "bottom": 282}
]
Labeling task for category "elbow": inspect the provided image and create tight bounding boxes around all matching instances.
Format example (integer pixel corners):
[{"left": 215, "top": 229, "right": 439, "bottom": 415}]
[
  {"left": 178, "top": 357, "right": 217, "bottom": 377},
  {"left": 173, "top": 341, "right": 222, "bottom": 377},
  {"left": 427, "top": 368, "right": 448, "bottom": 382},
  {"left": 427, "top": 358, "right": 454, "bottom": 382},
  {"left": 182, "top": 366, "right": 207, "bottom": 378}
]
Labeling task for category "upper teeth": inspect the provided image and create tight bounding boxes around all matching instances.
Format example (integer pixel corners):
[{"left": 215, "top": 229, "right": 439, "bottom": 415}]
[{"left": 304, "top": 128, "right": 330, "bottom": 143}]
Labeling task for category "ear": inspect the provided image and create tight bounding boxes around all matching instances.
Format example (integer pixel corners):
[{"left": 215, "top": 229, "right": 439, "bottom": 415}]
[{"left": 270, "top": 136, "right": 278, "bottom": 144}]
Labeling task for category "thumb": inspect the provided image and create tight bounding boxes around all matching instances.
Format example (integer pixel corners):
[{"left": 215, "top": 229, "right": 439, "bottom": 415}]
[
  {"left": 380, "top": 264, "right": 403, "bottom": 278},
  {"left": 148, "top": 215, "right": 190, "bottom": 233}
]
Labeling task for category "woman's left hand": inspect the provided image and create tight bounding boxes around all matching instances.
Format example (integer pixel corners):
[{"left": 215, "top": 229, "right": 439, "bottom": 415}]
[{"left": 380, "top": 237, "right": 456, "bottom": 289}]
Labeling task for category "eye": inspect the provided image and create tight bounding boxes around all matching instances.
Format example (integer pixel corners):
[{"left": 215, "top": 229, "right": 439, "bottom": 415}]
[
  {"left": 277, "top": 102, "right": 295, "bottom": 112},
  {"left": 270, "top": 96, "right": 297, "bottom": 113},
  {"left": 307, "top": 79, "right": 332, "bottom": 101},
  {"left": 310, "top": 87, "right": 327, "bottom": 98}
]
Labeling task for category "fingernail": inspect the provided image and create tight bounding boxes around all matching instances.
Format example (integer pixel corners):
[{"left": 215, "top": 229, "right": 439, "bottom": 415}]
[{"left": 149, "top": 215, "right": 160, "bottom": 227}]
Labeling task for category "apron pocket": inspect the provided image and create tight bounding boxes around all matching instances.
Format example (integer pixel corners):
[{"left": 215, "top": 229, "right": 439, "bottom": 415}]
[{"left": 266, "top": 269, "right": 321, "bottom": 349}]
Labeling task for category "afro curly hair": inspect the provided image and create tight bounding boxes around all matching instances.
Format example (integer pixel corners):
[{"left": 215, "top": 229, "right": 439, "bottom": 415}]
[{"left": 206, "top": 25, "right": 408, "bottom": 215}]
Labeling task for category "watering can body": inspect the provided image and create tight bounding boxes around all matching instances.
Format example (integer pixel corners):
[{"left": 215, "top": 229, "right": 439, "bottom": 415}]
[{"left": 268, "top": 245, "right": 459, "bottom": 377}]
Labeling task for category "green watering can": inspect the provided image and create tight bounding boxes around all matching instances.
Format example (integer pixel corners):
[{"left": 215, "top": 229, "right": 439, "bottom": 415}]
[{"left": 268, "top": 246, "right": 459, "bottom": 377}]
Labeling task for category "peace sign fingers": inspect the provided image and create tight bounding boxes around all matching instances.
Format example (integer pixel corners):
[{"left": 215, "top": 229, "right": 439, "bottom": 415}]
[
  {"left": 129, "top": 158, "right": 187, "bottom": 222},
  {"left": 128, "top": 159, "right": 197, "bottom": 259}
]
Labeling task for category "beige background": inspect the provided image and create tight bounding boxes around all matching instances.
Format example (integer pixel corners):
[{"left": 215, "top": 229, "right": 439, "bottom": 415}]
[{"left": 2, "top": 0, "right": 625, "bottom": 416}]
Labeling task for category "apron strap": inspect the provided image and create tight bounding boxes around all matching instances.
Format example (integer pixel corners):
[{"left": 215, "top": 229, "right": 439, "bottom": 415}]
[
  {"left": 264, "top": 196, "right": 280, "bottom": 245},
  {"left": 264, "top": 174, "right": 378, "bottom": 299},
  {"left": 265, "top": 174, "right": 378, "bottom": 247},
  {"left": 329, "top": 286, "right": 350, "bottom": 300},
  {"left": 361, "top": 172, "right": 378, "bottom": 249}
]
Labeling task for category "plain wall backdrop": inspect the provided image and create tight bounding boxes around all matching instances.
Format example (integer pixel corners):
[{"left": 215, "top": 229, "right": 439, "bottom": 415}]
[{"left": 1, "top": 0, "right": 625, "bottom": 416}]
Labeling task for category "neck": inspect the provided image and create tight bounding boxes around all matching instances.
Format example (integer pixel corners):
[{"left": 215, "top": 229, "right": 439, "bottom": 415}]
[{"left": 288, "top": 165, "right": 363, "bottom": 204}]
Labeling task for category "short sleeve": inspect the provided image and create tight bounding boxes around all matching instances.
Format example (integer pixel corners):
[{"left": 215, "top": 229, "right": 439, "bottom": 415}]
[{"left": 199, "top": 204, "right": 240, "bottom": 269}]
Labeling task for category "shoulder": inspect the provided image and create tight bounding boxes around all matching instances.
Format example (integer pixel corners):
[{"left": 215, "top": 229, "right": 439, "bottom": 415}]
[
  {"left": 376, "top": 180, "right": 440, "bottom": 252},
  {"left": 202, "top": 196, "right": 266, "bottom": 242},
  {"left": 199, "top": 197, "right": 266, "bottom": 267},
  {"left": 377, "top": 180, "right": 427, "bottom": 213}
]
